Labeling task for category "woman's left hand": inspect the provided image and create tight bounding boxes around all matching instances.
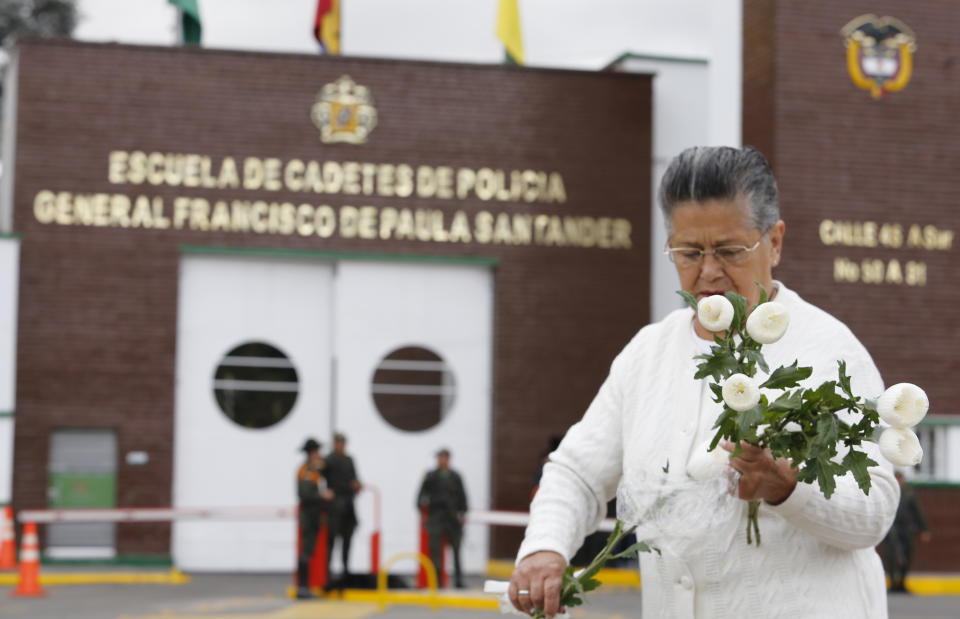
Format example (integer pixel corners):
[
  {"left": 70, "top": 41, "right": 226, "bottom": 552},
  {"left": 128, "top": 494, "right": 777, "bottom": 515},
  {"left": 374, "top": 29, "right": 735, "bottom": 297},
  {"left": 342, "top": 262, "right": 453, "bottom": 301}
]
[{"left": 723, "top": 441, "right": 798, "bottom": 505}]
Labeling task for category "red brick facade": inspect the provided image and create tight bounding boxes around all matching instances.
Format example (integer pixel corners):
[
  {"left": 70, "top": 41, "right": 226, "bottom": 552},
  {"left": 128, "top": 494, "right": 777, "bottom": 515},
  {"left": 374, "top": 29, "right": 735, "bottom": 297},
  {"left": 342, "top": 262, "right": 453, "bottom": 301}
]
[
  {"left": 9, "top": 39, "right": 651, "bottom": 557},
  {"left": 744, "top": 1, "right": 960, "bottom": 571}
]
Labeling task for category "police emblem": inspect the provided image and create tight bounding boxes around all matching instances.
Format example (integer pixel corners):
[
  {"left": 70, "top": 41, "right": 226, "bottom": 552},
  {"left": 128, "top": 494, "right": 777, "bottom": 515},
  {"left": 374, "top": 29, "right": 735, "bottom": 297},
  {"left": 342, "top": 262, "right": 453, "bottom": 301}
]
[
  {"left": 841, "top": 15, "right": 916, "bottom": 100},
  {"left": 311, "top": 75, "right": 378, "bottom": 144}
]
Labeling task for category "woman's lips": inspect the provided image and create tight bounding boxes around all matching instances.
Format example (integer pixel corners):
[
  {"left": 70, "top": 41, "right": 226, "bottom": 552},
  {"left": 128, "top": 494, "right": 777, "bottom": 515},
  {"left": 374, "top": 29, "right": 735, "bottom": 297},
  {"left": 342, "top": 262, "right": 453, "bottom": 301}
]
[{"left": 697, "top": 290, "right": 727, "bottom": 298}]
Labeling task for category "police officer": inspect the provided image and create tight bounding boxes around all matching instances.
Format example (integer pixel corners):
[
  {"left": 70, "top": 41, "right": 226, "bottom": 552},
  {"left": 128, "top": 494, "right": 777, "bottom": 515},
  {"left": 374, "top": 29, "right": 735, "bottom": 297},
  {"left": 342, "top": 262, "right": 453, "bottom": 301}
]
[
  {"left": 324, "top": 432, "right": 361, "bottom": 583},
  {"left": 884, "top": 471, "right": 931, "bottom": 592},
  {"left": 417, "top": 447, "right": 468, "bottom": 588},
  {"left": 296, "top": 438, "right": 332, "bottom": 599}
]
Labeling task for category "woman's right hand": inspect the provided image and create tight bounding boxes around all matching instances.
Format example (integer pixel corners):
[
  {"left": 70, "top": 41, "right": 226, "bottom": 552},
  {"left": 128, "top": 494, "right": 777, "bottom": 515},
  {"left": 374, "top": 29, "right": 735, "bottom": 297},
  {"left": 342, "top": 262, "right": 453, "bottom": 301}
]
[{"left": 509, "top": 550, "right": 566, "bottom": 616}]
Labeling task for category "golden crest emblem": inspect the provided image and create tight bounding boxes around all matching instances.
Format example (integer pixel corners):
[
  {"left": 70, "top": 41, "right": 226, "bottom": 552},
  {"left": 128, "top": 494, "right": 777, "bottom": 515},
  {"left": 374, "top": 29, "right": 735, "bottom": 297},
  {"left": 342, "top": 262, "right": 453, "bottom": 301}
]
[
  {"left": 841, "top": 15, "right": 916, "bottom": 100},
  {"left": 311, "top": 75, "right": 378, "bottom": 144}
]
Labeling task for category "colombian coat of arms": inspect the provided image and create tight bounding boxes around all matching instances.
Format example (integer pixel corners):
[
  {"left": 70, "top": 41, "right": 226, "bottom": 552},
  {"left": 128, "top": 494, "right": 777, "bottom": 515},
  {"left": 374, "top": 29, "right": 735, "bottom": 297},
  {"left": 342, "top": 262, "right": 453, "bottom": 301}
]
[{"left": 841, "top": 15, "right": 917, "bottom": 100}]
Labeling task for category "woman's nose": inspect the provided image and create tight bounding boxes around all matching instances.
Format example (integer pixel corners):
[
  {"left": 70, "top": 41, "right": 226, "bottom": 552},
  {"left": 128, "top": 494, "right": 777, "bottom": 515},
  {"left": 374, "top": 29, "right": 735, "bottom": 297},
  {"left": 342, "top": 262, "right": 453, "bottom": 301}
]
[{"left": 699, "top": 252, "right": 725, "bottom": 277}]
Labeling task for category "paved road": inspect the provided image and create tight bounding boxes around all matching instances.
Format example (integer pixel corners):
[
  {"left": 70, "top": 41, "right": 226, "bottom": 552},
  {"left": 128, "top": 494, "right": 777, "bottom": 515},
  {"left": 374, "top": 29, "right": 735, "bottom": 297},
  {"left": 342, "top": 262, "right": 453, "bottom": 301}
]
[{"left": 1, "top": 573, "right": 956, "bottom": 619}]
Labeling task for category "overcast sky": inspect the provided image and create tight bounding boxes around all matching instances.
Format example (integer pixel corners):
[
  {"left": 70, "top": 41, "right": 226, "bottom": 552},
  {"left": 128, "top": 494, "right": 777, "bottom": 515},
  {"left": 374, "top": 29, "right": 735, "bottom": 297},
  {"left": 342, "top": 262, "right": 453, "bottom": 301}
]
[{"left": 73, "top": 0, "right": 715, "bottom": 69}]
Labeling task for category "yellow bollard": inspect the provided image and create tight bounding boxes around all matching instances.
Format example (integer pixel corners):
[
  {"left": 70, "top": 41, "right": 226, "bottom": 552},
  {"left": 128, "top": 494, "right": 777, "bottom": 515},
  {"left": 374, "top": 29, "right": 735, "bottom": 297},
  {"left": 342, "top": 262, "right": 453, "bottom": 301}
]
[{"left": 377, "top": 551, "right": 438, "bottom": 612}]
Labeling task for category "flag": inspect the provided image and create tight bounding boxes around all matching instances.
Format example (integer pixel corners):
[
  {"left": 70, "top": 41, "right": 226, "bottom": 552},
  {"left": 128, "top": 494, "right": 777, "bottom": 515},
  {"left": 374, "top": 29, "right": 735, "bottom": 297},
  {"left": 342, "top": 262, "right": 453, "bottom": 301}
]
[
  {"left": 314, "top": 0, "right": 341, "bottom": 54},
  {"left": 169, "top": 0, "right": 202, "bottom": 45},
  {"left": 496, "top": 0, "right": 524, "bottom": 64}
]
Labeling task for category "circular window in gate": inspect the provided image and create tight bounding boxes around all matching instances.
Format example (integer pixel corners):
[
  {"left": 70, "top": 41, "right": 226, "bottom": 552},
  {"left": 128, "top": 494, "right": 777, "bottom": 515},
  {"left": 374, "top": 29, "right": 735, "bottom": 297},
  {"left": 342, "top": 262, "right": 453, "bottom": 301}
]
[
  {"left": 213, "top": 342, "right": 299, "bottom": 429},
  {"left": 371, "top": 346, "right": 456, "bottom": 432}
]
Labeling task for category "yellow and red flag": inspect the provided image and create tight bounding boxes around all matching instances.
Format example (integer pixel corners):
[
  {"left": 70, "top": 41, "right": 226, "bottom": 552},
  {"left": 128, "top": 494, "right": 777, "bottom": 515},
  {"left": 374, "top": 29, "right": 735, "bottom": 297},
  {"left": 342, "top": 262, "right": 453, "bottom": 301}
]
[{"left": 314, "top": 0, "right": 341, "bottom": 54}]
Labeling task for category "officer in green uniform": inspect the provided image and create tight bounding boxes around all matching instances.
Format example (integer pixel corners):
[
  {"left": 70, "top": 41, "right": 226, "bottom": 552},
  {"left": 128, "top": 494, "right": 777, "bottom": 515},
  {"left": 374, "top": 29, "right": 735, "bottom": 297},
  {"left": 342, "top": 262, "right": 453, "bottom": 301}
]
[
  {"left": 417, "top": 447, "right": 468, "bottom": 588},
  {"left": 296, "top": 438, "right": 332, "bottom": 599},
  {"left": 884, "top": 471, "right": 931, "bottom": 592},
  {"left": 324, "top": 432, "right": 361, "bottom": 582}
]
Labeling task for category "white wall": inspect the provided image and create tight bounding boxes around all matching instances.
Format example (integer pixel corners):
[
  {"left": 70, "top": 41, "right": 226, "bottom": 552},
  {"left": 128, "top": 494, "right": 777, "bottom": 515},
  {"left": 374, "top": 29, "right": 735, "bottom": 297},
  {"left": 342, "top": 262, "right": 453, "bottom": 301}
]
[
  {"left": 612, "top": 56, "right": 710, "bottom": 323},
  {"left": 0, "top": 237, "right": 19, "bottom": 504},
  {"left": 609, "top": 0, "right": 742, "bottom": 322}
]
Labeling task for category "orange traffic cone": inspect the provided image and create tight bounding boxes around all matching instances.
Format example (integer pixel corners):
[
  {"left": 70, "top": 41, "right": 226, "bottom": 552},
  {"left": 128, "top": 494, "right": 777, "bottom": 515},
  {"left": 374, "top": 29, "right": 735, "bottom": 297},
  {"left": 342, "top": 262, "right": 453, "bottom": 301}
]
[
  {"left": 0, "top": 506, "right": 16, "bottom": 570},
  {"left": 9, "top": 522, "right": 45, "bottom": 597}
]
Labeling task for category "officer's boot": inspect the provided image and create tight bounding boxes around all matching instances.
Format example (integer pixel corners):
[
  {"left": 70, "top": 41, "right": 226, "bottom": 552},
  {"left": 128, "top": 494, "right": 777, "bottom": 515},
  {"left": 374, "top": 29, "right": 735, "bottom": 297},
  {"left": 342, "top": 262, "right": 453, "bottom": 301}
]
[{"left": 296, "top": 559, "right": 314, "bottom": 599}]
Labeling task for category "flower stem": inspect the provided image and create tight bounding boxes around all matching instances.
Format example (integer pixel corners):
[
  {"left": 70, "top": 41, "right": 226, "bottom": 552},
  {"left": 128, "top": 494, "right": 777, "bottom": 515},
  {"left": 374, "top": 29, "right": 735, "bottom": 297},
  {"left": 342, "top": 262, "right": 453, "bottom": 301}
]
[{"left": 746, "top": 500, "right": 761, "bottom": 545}]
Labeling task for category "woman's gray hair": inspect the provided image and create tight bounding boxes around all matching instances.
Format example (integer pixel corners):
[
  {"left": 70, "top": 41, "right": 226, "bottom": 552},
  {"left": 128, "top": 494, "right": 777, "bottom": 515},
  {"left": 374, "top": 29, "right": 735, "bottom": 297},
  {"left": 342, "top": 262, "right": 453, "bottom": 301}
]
[{"left": 658, "top": 146, "right": 779, "bottom": 234}]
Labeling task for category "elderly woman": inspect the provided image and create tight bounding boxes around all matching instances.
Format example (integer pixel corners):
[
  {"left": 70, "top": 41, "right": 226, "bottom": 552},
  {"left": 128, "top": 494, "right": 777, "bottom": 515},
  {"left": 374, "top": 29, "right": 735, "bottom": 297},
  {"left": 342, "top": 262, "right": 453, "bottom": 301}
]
[{"left": 509, "top": 146, "right": 899, "bottom": 618}]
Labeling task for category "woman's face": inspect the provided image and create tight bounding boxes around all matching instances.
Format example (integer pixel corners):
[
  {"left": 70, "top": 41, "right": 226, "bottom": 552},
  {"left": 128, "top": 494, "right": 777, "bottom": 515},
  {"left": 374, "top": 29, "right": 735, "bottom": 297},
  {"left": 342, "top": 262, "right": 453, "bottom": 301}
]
[{"left": 668, "top": 196, "right": 785, "bottom": 335}]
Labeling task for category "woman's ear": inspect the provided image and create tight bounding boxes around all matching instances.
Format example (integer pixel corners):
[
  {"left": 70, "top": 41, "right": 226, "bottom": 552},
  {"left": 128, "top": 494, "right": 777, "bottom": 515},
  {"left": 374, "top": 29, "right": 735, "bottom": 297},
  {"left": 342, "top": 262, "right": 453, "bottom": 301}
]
[{"left": 769, "top": 220, "right": 785, "bottom": 266}]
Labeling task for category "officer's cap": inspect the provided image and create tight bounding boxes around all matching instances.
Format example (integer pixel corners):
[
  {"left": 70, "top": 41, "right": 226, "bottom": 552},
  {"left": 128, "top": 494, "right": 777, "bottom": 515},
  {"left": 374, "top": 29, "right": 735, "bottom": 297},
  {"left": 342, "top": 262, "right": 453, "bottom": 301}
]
[{"left": 301, "top": 438, "right": 321, "bottom": 453}]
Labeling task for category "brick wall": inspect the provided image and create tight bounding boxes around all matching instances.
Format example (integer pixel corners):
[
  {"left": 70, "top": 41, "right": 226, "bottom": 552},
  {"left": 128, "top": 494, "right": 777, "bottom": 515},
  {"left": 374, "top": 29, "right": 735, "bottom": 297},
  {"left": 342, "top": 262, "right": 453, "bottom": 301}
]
[
  {"left": 10, "top": 39, "right": 652, "bottom": 557},
  {"left": 744, "top": 1, "right": 960, "bottom": 571},
  {"left": 741, "top": 0, "right": 776, "bottom": 168}
]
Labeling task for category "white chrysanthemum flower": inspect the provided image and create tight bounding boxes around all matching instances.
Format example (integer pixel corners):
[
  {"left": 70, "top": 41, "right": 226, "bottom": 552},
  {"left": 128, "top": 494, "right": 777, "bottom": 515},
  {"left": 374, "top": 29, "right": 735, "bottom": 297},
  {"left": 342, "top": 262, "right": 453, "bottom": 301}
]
[
  {"left": 686, "top": 439, "right": 730, "bottom": 481},
  {"left": 722, "top": 373, "right": 761, "bottom": 412},
  {"left": 876, "top": 383, "right": 929, "bottom": 428},
  {"left": 745, "top": 301, "right": 790, "bottom": 344},
  {"left": 697, "top": 295, "right": 735, "bottom": 333},
  {"left": 878, "top": 427, "right": 923, "bottom": 467}
]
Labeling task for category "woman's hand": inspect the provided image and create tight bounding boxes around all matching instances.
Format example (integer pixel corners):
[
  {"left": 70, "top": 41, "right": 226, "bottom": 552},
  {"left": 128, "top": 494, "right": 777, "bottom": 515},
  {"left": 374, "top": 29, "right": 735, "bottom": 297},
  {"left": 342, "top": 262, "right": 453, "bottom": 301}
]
[
  {"left": 724, "top": 440, "right": 797, "bottom": 505},
  {"left": 509, "top": 550, "right": 566, "bottom": 616}
]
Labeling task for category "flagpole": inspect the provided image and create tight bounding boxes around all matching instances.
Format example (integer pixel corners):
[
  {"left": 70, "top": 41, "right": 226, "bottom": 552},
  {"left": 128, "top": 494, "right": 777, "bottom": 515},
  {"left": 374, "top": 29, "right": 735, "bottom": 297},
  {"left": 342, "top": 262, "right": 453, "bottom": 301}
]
[{"left": 174, "top": 9, "right": 183, "bottom": 45}]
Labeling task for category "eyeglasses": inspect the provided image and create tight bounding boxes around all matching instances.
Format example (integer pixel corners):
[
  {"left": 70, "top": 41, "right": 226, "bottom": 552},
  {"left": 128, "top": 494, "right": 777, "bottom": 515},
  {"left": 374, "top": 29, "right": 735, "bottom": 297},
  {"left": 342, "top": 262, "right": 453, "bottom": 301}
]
[{"left": 663, "top": 239, "right": 762, "bottom": 267}]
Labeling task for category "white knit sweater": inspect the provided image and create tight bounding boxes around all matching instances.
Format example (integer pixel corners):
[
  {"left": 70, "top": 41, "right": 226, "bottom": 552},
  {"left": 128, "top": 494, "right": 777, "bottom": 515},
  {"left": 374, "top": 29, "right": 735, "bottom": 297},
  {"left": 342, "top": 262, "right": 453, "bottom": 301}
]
[{"left": 518, "top": 283, "right": 899, "bottom": 618}]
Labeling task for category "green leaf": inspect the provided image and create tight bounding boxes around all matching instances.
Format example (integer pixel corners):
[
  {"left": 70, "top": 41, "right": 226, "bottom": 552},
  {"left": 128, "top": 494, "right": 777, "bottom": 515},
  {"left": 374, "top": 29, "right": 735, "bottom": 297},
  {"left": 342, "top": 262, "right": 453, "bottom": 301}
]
[
  {"left": 857, "top": 405, "right": 881, "bottom": 435},
  {"left": 760, "top": 360, "right": 813, "bottom": 390},
  {"left": 564, "top": 595, "right": 585, "bottom": 609},
  {"left": 725, "top": 290, "right": 748, "bottom": 332},
  {"left": 798, "top": 455, "right": 842, "bottom": 499},
  {"left": 736, "top": 404, "right": 764, "bottom": 434},
  {"left": 756, "top": 282, "right": 769, "bottom": 305},
  {"left": 694, "top": 353, "right": 739, "bottom": 382},
  {"left": 662, "top": 460, "right": 669, "bottom": 474},
  {"left": 812, "top": 381, "right": 845, "bottom": 410},
  {"left": 743, "top": 347, "right": 769, "bottom": 374},
  {"left": 709, "top": 408, "right": 740, "bottom": 449},
  {"left": 709, "top": 382, "right": 724, "bottom": 403},
  {"left": 841, "top": 449, "right": 877, "bottom": 495},
  {"left": 677, "top": 290, "right": 699, "bottom": 312},
  {"left": 611, "top": 540, "right": 657, "bottom": 560},
  {"left": 767, "top": 390, "right": 803, "bottom": 413},
  {"left": 837, "top": 360, "right": 853, "bottom": 398},
  {"left": 811, "top": 414, "right": 839, "bottom": 457}
]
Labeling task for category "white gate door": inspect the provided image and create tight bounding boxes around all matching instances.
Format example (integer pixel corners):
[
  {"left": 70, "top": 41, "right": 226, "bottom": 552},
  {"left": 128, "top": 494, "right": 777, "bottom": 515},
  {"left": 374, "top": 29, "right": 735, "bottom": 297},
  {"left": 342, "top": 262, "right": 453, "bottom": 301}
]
[
  {"left": 333, "top": 261, "right": 493, "bottom": 576},
  {"left": 174, "top": 255, "right": 334, "bottom": 571}
]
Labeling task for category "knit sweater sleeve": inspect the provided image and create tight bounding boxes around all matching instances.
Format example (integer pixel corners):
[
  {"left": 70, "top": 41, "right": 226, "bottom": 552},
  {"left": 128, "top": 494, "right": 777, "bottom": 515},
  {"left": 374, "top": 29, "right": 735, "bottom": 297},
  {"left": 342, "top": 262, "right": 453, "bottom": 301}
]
[{"left": 515, "top": 345, "right": 630, "bottom": 563}]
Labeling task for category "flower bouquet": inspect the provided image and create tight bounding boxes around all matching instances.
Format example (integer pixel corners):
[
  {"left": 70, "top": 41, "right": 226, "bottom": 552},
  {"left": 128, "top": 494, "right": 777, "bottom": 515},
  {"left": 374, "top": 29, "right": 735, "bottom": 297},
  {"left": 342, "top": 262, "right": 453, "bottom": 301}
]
[{"left": 681, "top": 286, "right": 929, "bottom": 544}]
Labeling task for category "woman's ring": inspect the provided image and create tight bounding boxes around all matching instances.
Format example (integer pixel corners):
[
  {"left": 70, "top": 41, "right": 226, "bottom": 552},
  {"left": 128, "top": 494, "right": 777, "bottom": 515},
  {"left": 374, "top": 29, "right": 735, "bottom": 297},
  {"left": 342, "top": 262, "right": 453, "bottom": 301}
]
[{"left": 517, "top": 589, "right": 530, "bottom": 596}]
